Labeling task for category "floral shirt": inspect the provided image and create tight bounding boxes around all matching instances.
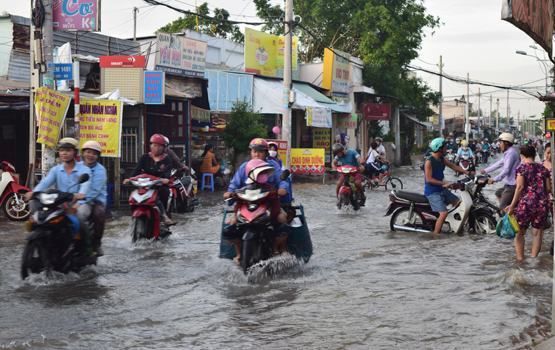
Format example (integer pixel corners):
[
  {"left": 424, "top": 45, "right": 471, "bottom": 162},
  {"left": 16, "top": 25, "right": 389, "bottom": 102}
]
[{"left": 516, "top": 162, "right": 550, "bottom": 202}]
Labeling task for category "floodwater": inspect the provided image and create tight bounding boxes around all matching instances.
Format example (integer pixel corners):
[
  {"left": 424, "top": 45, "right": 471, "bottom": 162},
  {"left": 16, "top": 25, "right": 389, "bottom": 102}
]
[{"left": 0, "top": 166, "right": 552, "bottom": 349}]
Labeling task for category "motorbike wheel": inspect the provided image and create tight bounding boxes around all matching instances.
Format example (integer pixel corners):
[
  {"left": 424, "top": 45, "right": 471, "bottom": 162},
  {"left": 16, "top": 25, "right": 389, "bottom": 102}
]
[
  {"left": 132, "top": 217, "right": 148, "bottom": 242},
  {"left": 389, "top": 208, "right": 425, "bottom": 232},
  {"left": 470, "top": 211, "right": 497, "bottom": 234},
  {"left": 337, "top": 194, "right": 349, "bottom": 209},
  {"left": 21, "top": 240, "right": 49, "bottom": 279},
  {"left": 350, "top": 193, "right": 360, "bottom": 211},
  {"left": 385, "top": 177, "right": 404, "bottom": 191},
  {"left": 4, "top": 192, "right": 30, "bottom": 221},
  {"left": 241, "top": 232, "right": 260, "bottom": 274}
]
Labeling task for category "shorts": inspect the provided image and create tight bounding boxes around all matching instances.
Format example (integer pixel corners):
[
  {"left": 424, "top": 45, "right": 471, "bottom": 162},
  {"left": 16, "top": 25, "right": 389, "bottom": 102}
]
[
  {"left": 495, "top": 185, "right": 516, "bottom": 209},
  {"left": 426, "top": 189, "right": 460, "bottom": 212}
]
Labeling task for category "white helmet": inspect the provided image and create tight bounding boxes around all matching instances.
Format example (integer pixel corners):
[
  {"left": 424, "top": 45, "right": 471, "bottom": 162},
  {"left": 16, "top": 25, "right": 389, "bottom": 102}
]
[
  {"left": 82, "top": 140, "right": 102, "bottom": 154},
  {"left": 498, "top": 132, "right": 515, "bottom": 144}
]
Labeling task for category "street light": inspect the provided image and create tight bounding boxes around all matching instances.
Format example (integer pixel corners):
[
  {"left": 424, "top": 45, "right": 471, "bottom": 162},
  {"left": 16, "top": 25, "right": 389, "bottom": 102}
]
[{"left": 515, "top": 49, "right": 552, "bottom": 94}]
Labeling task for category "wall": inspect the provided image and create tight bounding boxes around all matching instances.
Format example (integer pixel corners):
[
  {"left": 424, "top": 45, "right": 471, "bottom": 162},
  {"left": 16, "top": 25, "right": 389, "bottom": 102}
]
[{"left": 0, "top": 18, "right": 13, "bottom": 77}]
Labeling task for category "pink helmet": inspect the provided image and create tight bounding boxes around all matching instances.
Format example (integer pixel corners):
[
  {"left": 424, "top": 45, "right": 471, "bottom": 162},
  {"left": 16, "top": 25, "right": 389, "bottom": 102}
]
[
  {"left": 245, "top": 159, "right": 274, "bottom": 184},
  {"left": 249, "top": 138, "right": 269, "bottom": 152},
  {"left": 150, "top": 134, "right": 167, "bottom": 146}
]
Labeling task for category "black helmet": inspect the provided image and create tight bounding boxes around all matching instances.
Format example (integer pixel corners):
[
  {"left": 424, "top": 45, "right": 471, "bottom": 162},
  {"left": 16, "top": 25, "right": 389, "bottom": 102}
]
[{"left": 332, "top": 143, "right": 344, "bottom": 156}]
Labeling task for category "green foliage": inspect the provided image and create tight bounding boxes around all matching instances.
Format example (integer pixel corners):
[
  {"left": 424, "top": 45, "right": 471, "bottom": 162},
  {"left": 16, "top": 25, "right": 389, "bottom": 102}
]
[
  {"left": 223, "top": 101, "right": 267, "bottom": 155},
  {"left": 157, "top": 2, "right": 244, "bottom": 43}
]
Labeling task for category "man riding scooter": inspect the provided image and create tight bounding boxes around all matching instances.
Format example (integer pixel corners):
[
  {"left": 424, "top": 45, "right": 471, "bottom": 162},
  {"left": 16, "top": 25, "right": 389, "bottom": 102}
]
[
  {"left": 80, "top": 141, "right": 108, "bottom": 256},
  {"left": 332, "top": 143, "right": 365, "bottom": 204},
  {"left": 24, "top": 137, "right": 93, "bottom": 252}
]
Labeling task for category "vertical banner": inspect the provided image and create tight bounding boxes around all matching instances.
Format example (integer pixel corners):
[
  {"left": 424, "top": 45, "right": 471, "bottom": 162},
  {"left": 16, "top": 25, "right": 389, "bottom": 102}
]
[
  {"left": 306, "top": 107, "right": 332, "bottom": 128},
  {"left": 144, "top": 71, "right": 165, "bottom": 104},
  {"left": 312, "top": 128, "right": 331, "bottom": 163},
  {"left": 79, "top": 99, "right": 123, "bottom": 157},
  {"left": 34, "top": 87, "right": 71, "bottom": 148},
  {"left": 322, "top": 48, "right": 351, "bottom": 97}
]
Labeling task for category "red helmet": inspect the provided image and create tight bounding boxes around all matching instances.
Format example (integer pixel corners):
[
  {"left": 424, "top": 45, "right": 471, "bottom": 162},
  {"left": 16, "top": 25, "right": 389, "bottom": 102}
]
[
  {"left": 150, "top": 134, "right": 167, "bottom": 146},
  {"left": 249, "top": 138, "right": 269, "bottom": 151}
]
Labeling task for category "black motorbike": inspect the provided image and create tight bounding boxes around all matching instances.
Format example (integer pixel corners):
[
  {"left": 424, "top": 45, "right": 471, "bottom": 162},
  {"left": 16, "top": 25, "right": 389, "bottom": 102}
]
[
  {"left": 21, "top": 174, "right": 96, "bottom": 279},
  {"left": 464, "top": 174, "right": 499, "bottom": 234},
  {"left": 170, "top": 167, "right": 199, "bottom": 213}
]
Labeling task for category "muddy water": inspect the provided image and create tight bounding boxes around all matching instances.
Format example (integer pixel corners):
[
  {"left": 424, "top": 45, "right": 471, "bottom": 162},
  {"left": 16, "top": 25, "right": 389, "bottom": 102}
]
[{"left": 0, "top": 167, "right": 552, "bottom": 349}]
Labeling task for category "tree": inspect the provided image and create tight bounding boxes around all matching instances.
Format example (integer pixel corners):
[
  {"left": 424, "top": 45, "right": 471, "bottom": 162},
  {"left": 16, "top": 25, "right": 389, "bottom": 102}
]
[
  {"left": 157, "top": 2, "right": 244, "bottom": 43},
  {"left": 223, "top": 101, "right": 268, "bottom": 167}
]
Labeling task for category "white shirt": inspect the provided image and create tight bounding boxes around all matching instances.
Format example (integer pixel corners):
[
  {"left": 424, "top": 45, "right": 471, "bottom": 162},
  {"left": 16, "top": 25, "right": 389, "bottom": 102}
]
[
  {"left": 377, "top": 144, "right": 386, "bottom": 157},
  {"left": 366, "top": 149, "right": 380, "bottom": 164}
]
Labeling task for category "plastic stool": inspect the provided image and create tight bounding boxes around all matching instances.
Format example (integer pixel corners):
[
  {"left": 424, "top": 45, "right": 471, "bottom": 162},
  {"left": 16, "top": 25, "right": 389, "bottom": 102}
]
[{"left": 201, "top": 173, "right": 215, "bottom": 192}]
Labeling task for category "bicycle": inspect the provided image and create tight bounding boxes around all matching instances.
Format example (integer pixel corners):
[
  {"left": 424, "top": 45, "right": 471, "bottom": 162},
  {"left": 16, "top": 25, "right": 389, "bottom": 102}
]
[{"left": 362, "top": 164, "right": 404, "bottom": 191}]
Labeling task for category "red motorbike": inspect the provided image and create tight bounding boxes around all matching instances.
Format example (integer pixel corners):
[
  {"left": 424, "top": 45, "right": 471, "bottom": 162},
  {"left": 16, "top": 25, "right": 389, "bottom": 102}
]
[
  {"left": 128, "top": 174, "right": 171, "bottom": 242},
  {"left": 0, "top": 161, "right": 31, "bottom": 220},
  {"left": 336, "top": 165, "right": 365, "bottom": 210}
]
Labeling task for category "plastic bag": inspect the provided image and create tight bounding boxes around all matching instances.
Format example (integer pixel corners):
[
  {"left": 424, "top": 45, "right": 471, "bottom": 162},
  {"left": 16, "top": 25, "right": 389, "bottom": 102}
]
[{"left": 496, "top": 213, "right": 519, "bottom": 239}]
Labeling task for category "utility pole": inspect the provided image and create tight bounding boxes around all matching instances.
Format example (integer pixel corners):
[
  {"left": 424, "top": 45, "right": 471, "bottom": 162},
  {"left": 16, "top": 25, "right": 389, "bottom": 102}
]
[
  {"left": 506, "top": 89, "right": 510, "bottom": 128},
  {"left": 282, "top": 0, "right": 293, "bottom": 168},
  {"left": 496, "top": 98, "right": 500, "bottom": 131},
  {"left": 28, "top": 0, "right": 38, "bottom": 187},
  {"left": 438, "top": 55, "right": 444, "bottom": 135},
  {"left": 489, "top": 94, "right": 493, "bottom": 127},
  {"left": 133, "top": 7, "right": 139, "bottom": 41},
  {"left": 477, "top": 87, "right": 481, "bottom": 135},
  {"left": 465, "top": 73, "right": 470, "bottom": 138}
]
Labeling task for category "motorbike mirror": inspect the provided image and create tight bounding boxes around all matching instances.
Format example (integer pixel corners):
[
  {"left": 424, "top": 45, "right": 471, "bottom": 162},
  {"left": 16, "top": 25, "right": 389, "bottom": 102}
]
[{"left": 78, "top": 174, "right": 90, "bottom": 183}]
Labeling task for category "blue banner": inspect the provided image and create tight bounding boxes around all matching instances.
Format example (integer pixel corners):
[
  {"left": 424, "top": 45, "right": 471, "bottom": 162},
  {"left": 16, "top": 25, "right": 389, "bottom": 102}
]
[
  {"left": 50, "top": 63, "right": 73, "bottom": 80},
  {"left": 144, "top": 71, "right": 165, "bottom": 104}
]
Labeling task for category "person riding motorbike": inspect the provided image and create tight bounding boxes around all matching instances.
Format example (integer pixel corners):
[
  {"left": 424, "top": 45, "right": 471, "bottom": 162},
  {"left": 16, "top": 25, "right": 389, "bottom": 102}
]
[
  {"left": 482, "top": 138, "right": 491, "bottom": 162},
  {"left": 163, "top": 136, "right": 189, "bottom": 176},
  {"left": 332, "top": 143, "right": 365, "bottom": 204},
  {"left": 268, "top": 141, "right": 283, "bottom": 169},
  {"left": 24, "top": 137, "right": 93, "bottom": 252},
  {"left": 424, "top": 138, "right": 470, "bottom": 234},
  {"left": 79, "top": 141, "right": 108, "bottom": 256},
  {"left": 456, "top": 140, "right": 475, "bottom": 162},
  {"left": 123, "top": 134, "right": 175, "bottom": 226}
]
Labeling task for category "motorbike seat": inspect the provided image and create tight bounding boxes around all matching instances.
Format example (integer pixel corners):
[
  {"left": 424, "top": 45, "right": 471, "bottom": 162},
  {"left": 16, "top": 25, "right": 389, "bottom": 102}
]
[{"left": 393, "top": 190, "right": 429, "bottom": 204}]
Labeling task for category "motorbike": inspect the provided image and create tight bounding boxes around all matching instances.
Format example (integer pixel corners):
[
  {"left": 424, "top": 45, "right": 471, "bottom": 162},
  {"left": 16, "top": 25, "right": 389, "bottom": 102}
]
[
  {"left": 128, "top": 174, "right": 171, "bottom": 242},
  {"left": 457, "top": 154, "right": 475, "bottom": 175},
  {"left": 386, "top": 176, "right": 497, "bottom": 235},
  {"left": 464, "top": 175, "right": 499, "bottom": 233},
  {"left": 475, "top": 151, "right": 483, "bottom": 165},
  {"left": 21, "top": 174, "right": 95, "bottom": 279},
  {"left": 220, "top": 184, "right": 312, "bottom": 274},
  {"left": 336, "top": 165, "right": 365, "bottom": 210},
  {"left": 170, "top": 167, "right": 199, "bottom": 213},
  {"left": 445, "top": 149, "right": 456, "bottom": 163},
  {"left": 0, "top": 161, "right": 31, "bottom": 220}
]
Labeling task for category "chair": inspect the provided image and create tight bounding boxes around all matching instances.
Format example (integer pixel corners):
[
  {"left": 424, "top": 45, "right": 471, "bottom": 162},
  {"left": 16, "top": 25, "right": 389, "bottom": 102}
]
[{"left": 200, "top": 173, "right": 215, "bottom": 192}]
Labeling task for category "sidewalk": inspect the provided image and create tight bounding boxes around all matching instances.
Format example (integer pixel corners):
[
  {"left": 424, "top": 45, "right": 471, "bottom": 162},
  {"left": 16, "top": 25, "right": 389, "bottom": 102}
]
[{"left": 535, "top": 336, "right": 555, "bottom": 349}]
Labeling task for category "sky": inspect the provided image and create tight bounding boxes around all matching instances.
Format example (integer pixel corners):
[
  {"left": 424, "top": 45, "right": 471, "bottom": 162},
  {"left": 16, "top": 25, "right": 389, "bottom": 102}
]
[{"left": 0, "top": 0, "right": 550, "bottom": 119}]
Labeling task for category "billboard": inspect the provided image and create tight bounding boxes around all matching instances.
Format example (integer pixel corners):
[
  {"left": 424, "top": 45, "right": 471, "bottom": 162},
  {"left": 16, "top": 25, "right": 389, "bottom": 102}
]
[
  {"left": 306, "top": 107, "right": 332, "bottom": 128},
  {"left": 291, "top": 148, "right": 326, "bottom": 174},
  {"left": 502, "top": 0, "right": 553, "bottom": 55},
  {"left": 362, "top": 103, "right": 391, "bottom": 121},
  {"left": 322, "top": 48, "right": 350, "bottom": 96},
  {"left": 244, "top": 28, "right": 298, "bottom": 78},
  {"left": 53, "top": 0, "right": 100, "bottom": 31},
  {"left": 155, "top": 33, "right": 207, "bottom": 78}
]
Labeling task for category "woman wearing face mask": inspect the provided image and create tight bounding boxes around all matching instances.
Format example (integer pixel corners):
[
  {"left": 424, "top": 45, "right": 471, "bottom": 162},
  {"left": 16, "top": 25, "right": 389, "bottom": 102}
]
[{"left": 268, "top": 142, "right": 283, "bottom": 169}]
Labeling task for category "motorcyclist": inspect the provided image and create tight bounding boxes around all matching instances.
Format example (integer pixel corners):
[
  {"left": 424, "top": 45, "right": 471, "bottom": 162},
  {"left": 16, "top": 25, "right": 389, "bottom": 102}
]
[
  {"left": 268, "top": 141, "right": 283, "bottom": 169},
  {"left": 123, "top": 134, "right": 175, "bottom": 226},
  {"left": 482, "top": 138, "right": 491, "bottom": 162},
  {"left": 24, "top": 137, "right": 93, "bottom": 252},
  {"left": 332, "top": 143, "right": 365, "bottom": 204},
  {"left": 424, "top": 138, "right": 470, "bottom": 234},
  {"left": 79, "top": 140, "right": 108, "bottom": 256},
  {"left": 163, "top": 136, "right": 188, "bottom": 175},
  {"left": 456, "top": 140, "right": 474, "bottom": 162}
]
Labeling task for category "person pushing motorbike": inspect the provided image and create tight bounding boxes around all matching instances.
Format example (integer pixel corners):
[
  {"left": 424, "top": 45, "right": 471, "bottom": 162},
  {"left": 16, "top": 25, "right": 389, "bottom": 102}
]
[{"left": 424, "top": 138, "right": 470, "bottom": 234}]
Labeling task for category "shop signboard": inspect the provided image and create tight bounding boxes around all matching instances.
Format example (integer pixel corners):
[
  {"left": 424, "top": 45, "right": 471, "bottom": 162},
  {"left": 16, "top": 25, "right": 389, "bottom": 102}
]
[
  {"left": 502, "top": 0, "right": 553, "bottom": 56},
  {"left": 322, "top": 48, "right": 350, "bottom": 97},
  {"left": 78, "top": 99, "right": 123, "bottom": 157},
  {"left": 306, "top": 107, "right": 332, "bottom": 128},
  {"left": 363, "top": 103, "right": 391, "bottom": 121},
  {"left": 312, "top": 129, "right": 331, "bottom": 164},
  {"left": 53, "top": 0, "right": 100, "bottom": 31},
  {"left": 546, "top": 118, "right": 555, "bottom": 131},
  {"left": 35, "top": 87, "right": 71, "bottom": 148},
  {"left": 244, "top": 28, "right": 298, "bottom": 78},
  {"left": 144, "top": 71, "right": 165, "bottom": 105},
  {"left": 266, "top": 139, "right": 289, "bottom": 169},
  {"left": 100, "top": 56, "right": 146, "bottom": 68},
  {"left": 49, "top": 63, "right": 73, "bottom": 80},
  {"left": 337, "top": 113, "right": 358, "bottom": 129},
  {"left": 291, "top": 148, "right": 325, "bottom": 175},
  {"left": 155, "top": 33, "right": 207, "bottom": 78}
]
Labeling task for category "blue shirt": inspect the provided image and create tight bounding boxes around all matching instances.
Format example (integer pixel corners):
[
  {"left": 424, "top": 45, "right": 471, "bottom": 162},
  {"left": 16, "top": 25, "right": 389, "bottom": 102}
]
[
  {"left": 482, "top": 143, "right": 491, "bottom": 151},
  {"left": 334, "top": 149, "right": 360, "bottom": 167},
  {"left": 81, "top": 161, "right": 107, "bottom": 205},
  {"left": 457, "top": 148, "right": 474, "bottom": 158},
  {"left": 424, "top": 155, "right": 445, "bottom": 196},
  {"left": 280, "top": 177, "right": 293, "bottom": 205},
  {"left": 34, "top": 162, "right": 91, "bottom": 200}
]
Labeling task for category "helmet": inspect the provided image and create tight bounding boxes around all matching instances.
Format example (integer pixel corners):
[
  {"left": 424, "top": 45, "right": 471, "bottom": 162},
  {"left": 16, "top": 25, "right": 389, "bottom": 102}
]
[
  {"left": 498, "top": 132, "right": 515, "bottom": 144},
  {"left": 429, "top": 137, "right": 446, "bottom": 152},
  {"left": 461, "top": 140, "right": 469, "bottom": 147},
  {"left": 375, "top": 137, "right": 383, "bottom": 142},
  {"left": 150, "top": 134, "right": 167, "bottom": 146},
  {"left": 268, "top": 141, "right": 278, "bottom": 150},
  {"left": 82, "top": 140, "right": 102, "bottom": 154},
  {"left": 58, "top": 137, "right": 79, "bottom": 150},
  {"left": 245, "top": 159, "right": 275, "bottom": 184},
  {"left": 249, "top": 138, "right": 269, "bottom": 152},
  {"left": 455, "top": 137, "right": 461, "bottom": 143},
  {"left": 163, "top": 136, "right": 170, "bottom": 146},
  {"left": 332, "top": 143, "right": 345, "bottom": 156}
]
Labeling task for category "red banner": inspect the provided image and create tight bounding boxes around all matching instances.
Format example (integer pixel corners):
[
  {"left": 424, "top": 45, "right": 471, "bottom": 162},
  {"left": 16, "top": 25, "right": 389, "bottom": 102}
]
[
  {"left": 100, "top": 56, "right": 146, "bottom": 68},
  {"left": 362, "top": 103, "right": 391, "bottom": 121}
]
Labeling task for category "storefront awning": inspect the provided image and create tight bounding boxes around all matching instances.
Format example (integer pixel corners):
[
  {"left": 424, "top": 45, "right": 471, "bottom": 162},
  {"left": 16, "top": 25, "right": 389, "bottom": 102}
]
[
  {"left": 253, "top": 77, "right": 351, "bottom": 114},
  {"left": 403, "top": 113, "right": 433, "bottom": 130}
]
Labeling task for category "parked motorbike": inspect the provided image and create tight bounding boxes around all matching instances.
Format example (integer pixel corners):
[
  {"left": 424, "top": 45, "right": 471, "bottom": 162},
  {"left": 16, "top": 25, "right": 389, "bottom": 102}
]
[
  {"left": 128, "top": 174, "right": 171, "bottom": 242},
  {"left": 336, "top": 165, "right": 365, "bottom": 210},
  {"left": 0, "top": 161, "right": 31, "bottom": 220},
  {"left": 170, "top": 168, "right": 199, "bottom": 213},
  {"left": 386, "top": 176, "right": 496, "bottom": 235},
  {"left": 21, "top": 174, "right": 94, "bottom": 279}
]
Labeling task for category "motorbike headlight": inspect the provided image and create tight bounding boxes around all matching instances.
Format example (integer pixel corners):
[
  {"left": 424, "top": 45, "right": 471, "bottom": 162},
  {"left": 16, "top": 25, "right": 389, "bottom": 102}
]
[{"left": 39, "top": 193, "right": 58, "bottom": 205}]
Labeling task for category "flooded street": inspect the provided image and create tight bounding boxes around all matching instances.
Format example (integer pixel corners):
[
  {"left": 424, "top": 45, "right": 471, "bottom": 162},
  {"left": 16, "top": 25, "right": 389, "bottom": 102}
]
[{"left": 0, "top": 167, "right": 553, "bottom": 349}]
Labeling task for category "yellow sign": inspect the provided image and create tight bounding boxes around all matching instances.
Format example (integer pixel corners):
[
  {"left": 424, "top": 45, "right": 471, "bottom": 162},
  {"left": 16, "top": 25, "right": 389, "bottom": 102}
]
[
  {"left": 244, "top": 28, "right": 298, "bottom": 78},
  {"left": 79, "top": 98, "right": 123, "bottom": 157},
  {"left": 546, "top": 118, "right": 555, "bottom": 131},
  {"left": 35, "top": 87, "right": 71, "bottom": 148},
  {"left": 322, "top": 48, "right": 351, "bottom": 96},
  {"left": 291, "top": 148, "right": 325, "bottom": 174}
]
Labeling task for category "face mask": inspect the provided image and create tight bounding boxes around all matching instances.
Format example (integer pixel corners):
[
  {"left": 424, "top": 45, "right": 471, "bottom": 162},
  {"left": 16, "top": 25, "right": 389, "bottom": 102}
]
[{"left": 269, "top": 150, "right": 278, "bottom": 158}]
